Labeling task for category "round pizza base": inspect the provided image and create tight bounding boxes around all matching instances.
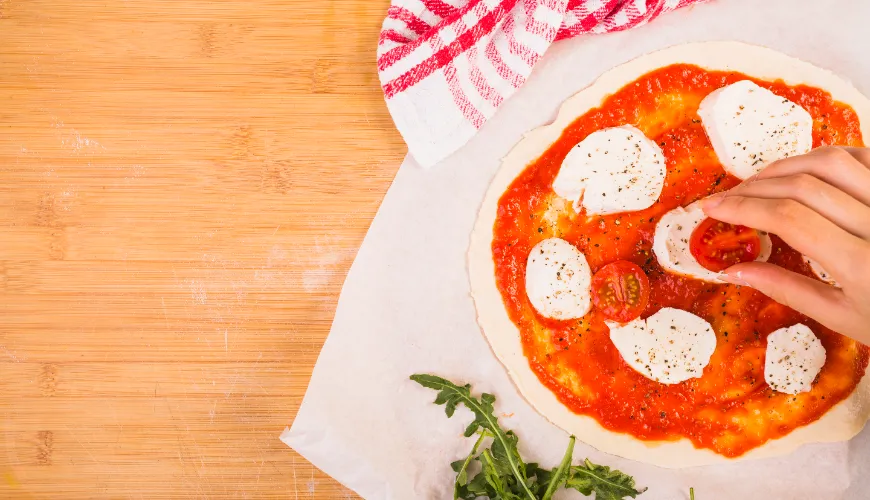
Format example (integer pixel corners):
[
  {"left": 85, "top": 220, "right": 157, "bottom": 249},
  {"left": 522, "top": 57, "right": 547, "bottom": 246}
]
[{"left": 468, "top": 41, "right": 870, "bottom": 468}]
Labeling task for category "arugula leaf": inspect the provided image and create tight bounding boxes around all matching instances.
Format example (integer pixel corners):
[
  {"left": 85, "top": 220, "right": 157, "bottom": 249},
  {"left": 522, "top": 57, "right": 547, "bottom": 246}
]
[
  {"left": 452, "top": 431, "right": 487, "bottom": 499},
  {"left": 482, "top": 449, "right": 518, "bottom": 499},
  {"left": 463, "top": 462, "right": 490, "bottom": 499},
  {"left": 565, "top": 459, "right": 647, "bottom": 500},
  {"left": 410, "top": 374, "right": 537, "bottom": 500},
  {"left": 412, "top": 373, "right": 646, "bottom": 500},
  {"left": 540, "top": 436, "right": 575, "bottom": 500},
  {"left": 523, "top": 462, "right": 552, "bottom": 498}
]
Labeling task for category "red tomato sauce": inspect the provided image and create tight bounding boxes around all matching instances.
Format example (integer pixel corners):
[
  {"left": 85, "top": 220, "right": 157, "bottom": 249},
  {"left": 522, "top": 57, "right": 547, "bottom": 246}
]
[{"left": 492, "top": 64, "right": 869, "bottom": 457}]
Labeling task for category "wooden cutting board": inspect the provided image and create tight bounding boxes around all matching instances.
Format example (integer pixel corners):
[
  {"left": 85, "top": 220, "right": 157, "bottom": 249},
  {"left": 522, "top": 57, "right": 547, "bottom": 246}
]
[{"left": 0, "top": 0, "right": 404, "bottom": 497}]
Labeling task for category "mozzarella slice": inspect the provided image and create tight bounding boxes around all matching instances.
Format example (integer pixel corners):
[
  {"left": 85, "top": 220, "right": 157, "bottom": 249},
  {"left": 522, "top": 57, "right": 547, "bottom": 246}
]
[
  {"left": 804, "top": 256, "right": 840, "bottom": 287},
  {"left": 765, "top": 323, "right": 826, "bottom": 394},
  {"left": 698, "top": 80, "right": 813, "bottom": 179},
  {"left": 553, "top": 125, "right": 666, "bottom": 216},
  {"left": 525, "top": 238, "right": 592, "bottom": 320},
  {"left": 652, "top": 200, "right": 772, "bottom": 283},
  {"left": 608, "top": 307, "right": 716, "bottom": 384}
]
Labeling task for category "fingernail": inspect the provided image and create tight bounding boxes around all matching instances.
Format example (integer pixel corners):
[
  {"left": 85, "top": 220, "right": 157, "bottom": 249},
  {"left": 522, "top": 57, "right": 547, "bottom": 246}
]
[
  {"left": 721, "top": 270, "right": 751, "bottom": 287},
  {"left": 701, "top": 193, "right": 725, "bottom": 211}
]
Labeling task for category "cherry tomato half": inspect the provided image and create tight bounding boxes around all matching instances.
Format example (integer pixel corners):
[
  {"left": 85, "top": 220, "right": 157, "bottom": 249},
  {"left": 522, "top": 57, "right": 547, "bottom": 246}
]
[
  {"left": 689, "top": 218, "right": 761, "bottom": 272},
  {"left": 591, "top": 260, "right": 650, "bottom": 323}
]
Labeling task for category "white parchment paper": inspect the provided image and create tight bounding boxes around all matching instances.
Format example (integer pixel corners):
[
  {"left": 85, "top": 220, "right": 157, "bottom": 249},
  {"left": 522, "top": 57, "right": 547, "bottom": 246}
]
[{"left": 283, "top": 0, "right": 870, "bottom": 498}]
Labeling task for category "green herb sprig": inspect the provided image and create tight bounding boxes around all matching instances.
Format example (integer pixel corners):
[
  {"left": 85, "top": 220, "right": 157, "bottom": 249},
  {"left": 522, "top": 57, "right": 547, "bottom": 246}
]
[{"left": 411, "top": 374, "right": 647, "bottom": 500}]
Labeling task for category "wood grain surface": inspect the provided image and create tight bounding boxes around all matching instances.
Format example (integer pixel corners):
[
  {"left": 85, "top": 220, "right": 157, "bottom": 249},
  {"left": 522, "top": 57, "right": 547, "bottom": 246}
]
[{"left": 0, "top": 0, "right": 405, "bottom": 497}]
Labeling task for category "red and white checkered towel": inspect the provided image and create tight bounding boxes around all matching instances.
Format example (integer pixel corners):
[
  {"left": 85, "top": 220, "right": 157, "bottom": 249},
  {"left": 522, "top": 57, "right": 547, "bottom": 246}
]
[{"left": 378, "top": 0, "right": 705, "bottom": 167}]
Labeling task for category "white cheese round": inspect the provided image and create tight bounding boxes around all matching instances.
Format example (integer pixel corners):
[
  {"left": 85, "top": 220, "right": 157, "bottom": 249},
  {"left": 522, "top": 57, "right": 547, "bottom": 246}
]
[
  {"left": 764, "top": 323, "right": 827, "bottom": 395},
  {"left": 552, "top": 125, "right": 666, "bottom": 216},
  {"left": 804, "top": 256, "right": 840, "bottom": 287},
  {"left": 608, "top": 307, "right": 716, "bottom": 384},
  {"left": 652, "top": 200, "right": 772, "bottom": 283},
  {"left": 525, "top": 238, "right": 592, "bottom": 320},
  {"left": 698, "top": 80, "right": 813, "bottom": 179}
]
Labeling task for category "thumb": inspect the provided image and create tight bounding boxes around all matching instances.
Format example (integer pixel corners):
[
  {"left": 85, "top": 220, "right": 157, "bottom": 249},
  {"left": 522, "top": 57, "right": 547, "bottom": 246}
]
[{"left": 722, "top": 262, "right": 849, "bottom": 332}]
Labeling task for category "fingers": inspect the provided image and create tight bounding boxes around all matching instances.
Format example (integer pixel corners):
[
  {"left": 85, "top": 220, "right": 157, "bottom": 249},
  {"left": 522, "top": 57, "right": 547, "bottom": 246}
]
[
  {"left": 722, "top": 262, "right": 854, "bottom": 335},
  {"left": 842, "top": 146, "right": 870, "bottom": 168},
  {"left": 756, "top": 146, "right": 870, "bottom": 206},
  {"left": 725, "top": 174, "right": 870, "bottom": 240},
  {"left": 709, "top": 147, "right": 870, "bottom": 342},
  {"left": 701, "top": 194, "right": 868, "bottom": 279}
]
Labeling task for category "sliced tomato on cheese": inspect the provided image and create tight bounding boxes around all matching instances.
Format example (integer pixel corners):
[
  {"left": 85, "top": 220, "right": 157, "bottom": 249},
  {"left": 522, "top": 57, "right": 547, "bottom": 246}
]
[
  {"left": 591, "top": 260, "right": 650, "bottom": 323},
  {"left": 689, "top": 218, "right": 761, "bottom": 272}
]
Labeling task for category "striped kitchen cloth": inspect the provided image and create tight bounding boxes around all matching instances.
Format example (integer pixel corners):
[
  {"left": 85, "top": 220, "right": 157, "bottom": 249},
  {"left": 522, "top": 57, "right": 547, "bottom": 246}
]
[{"left": 378, "top": 0, "right": 705, "bottom": 167}]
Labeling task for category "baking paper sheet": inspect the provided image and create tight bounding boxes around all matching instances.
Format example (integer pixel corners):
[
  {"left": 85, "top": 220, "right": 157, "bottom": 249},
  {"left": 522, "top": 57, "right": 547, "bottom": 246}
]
[{"left": 282, "top": 0, "right": 870, "bottom": 497}]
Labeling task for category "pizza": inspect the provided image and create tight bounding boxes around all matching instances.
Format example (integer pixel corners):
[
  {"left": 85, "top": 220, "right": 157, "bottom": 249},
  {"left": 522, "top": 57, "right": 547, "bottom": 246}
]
[{"left": 469, "top": 42, "right": 870, "bottom": 467}]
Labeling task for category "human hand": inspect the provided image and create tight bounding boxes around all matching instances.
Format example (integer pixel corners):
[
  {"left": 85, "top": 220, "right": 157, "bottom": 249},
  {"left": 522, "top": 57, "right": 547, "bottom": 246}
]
[{"left": 701, "top": 146, "right": 870, "bottom": 343}]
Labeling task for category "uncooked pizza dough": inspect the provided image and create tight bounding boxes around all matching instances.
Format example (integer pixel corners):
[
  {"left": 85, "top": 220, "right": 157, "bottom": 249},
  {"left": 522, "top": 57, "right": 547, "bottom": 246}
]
[{"left": 468, "top": 41, "right": 870, "bottom": 467}]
